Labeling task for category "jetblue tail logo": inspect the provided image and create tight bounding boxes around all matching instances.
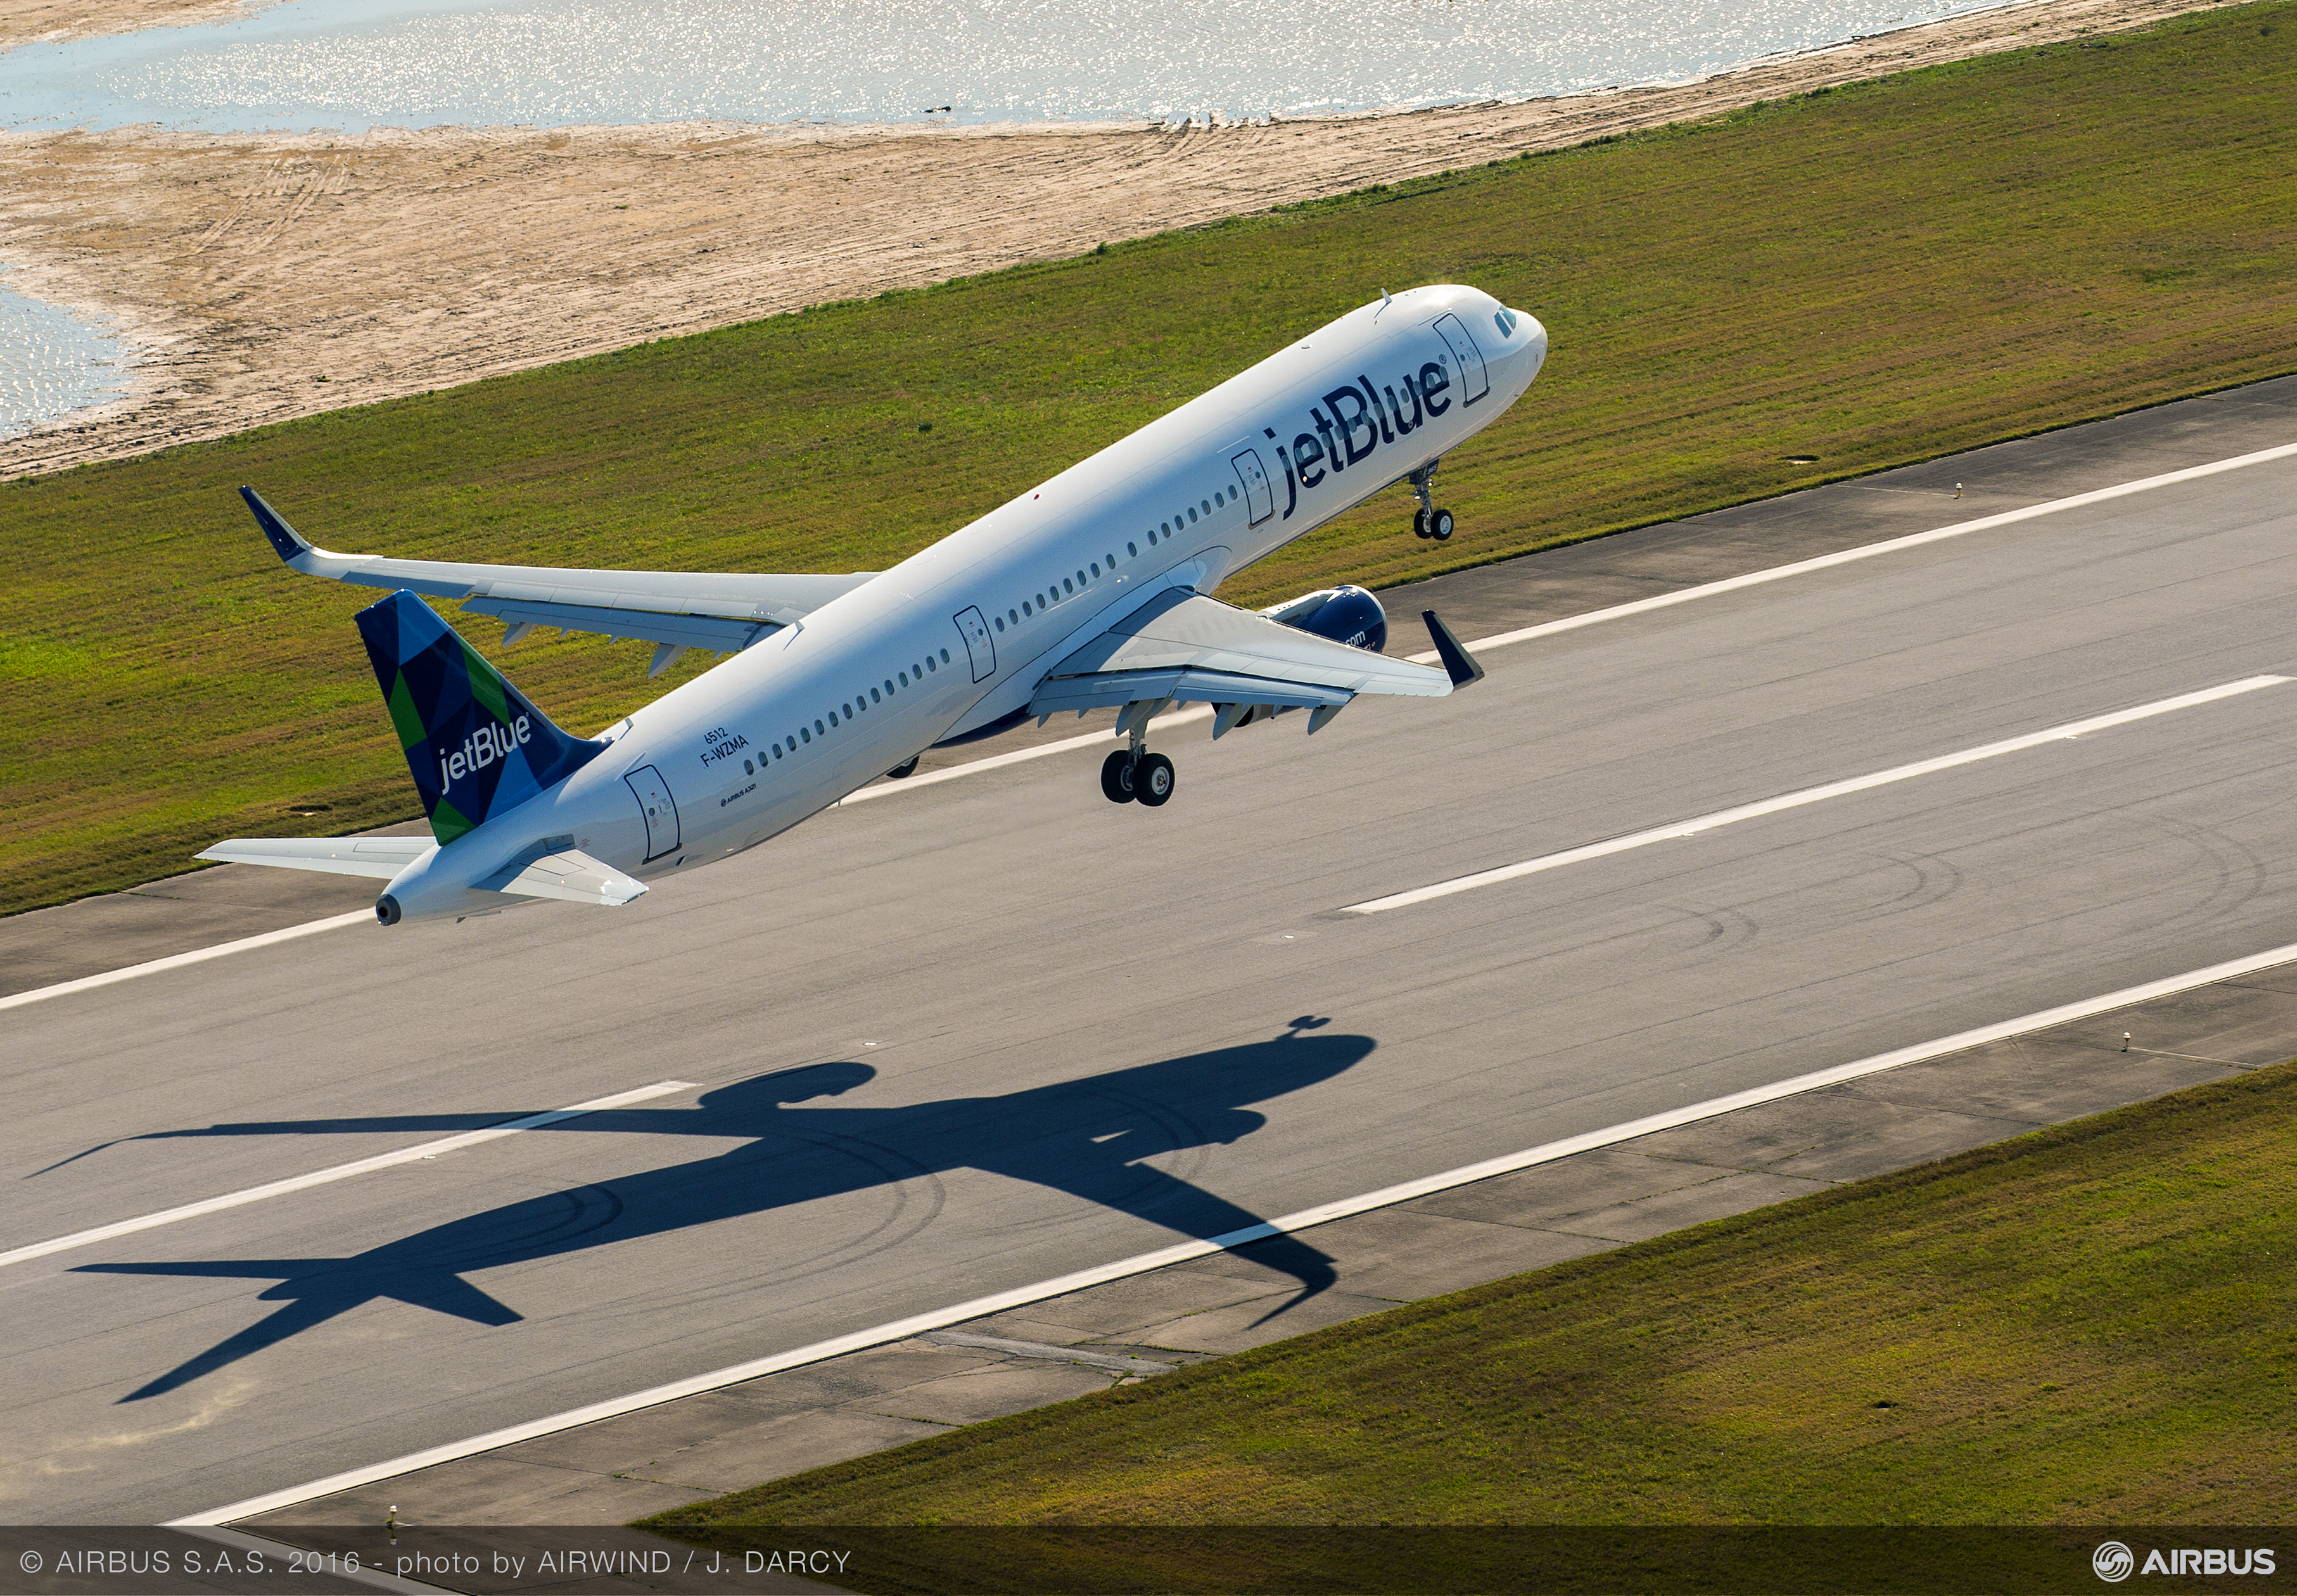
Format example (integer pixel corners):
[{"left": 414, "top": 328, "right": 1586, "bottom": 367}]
[{"left": 355, "top": 590, "right": 605, "bottom": 844}]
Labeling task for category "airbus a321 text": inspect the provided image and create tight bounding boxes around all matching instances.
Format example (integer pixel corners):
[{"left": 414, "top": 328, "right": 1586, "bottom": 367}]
[{"left": 207, "top": 285, "right": 1548, "bottom": 925}]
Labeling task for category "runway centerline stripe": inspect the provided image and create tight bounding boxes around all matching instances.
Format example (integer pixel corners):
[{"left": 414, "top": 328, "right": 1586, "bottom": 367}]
[
  {"left": 0, "top": 909, "right": 374, "bottom": 1013},
  {"left": 840, "top": 705, "right": 1216, "bottom": 804},
  {"left": 16, "top": 437, "right": 2295, "bottom": 1011},
  {"left": 1399, "top": 437, "right": 2297, "bottom": 664},
  {"left": 1340, "top": 674, "right": 2291, "bottom": 915},
  {"left": 172, "top": 934, "right": 2297, "bottom": 1529},
  {"left": 0, "top": 1080, "right": 697, "bottom": 1271}
]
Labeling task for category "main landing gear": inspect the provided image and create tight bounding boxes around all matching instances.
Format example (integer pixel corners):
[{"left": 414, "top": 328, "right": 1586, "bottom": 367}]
[
  {"left": 886, "top": 755, "right": 921, "bottom": 780},
  {"left": 1409, "top": 459, "right": 1454, "bottom": 542},
  {"left": 1102, "top": 723, "right": 1176, "bottom": 808}
]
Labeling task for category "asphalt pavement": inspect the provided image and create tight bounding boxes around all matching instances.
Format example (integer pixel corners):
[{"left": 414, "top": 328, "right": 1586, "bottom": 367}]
[{"left": 5, "top": 374, "right": 2296, "bottom": 1530}]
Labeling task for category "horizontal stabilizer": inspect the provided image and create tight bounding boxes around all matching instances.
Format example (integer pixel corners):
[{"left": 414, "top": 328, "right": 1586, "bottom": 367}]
[
  {"left": 198, "top": 836, "right": 432, "bottom": 879},
  {"left": 478, "top": 846, "right": 647, "bottom": 907}
]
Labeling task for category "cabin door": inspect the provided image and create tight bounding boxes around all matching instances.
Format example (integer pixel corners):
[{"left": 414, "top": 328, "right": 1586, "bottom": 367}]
[
  {"left": 1229, "top": 447, "right": 1276, "bottom": 525},
  {"left": 1433, "top": 314, "right": 1491, "bottom": 405},
  {"left": 625, "top": 764, "right": 682, "bottom": 862}
]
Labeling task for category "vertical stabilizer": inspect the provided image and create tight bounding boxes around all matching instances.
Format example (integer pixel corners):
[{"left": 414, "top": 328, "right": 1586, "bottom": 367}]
[{"left": 355, "top": 590, "right": 605, "bottom": 843}]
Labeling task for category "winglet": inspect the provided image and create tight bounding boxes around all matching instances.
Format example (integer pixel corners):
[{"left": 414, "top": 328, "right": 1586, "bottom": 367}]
[
  {"left": 240, "top": 486, "right": 312, "bottom": 564},
  {"left": 1422, "top": 611, "right": 1486, "bottom": 689}
]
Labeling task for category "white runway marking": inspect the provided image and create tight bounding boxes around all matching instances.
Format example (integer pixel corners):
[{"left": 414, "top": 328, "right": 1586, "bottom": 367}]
[
  {"left": 0, "top": 910, "right": 372, "bottom": 1013},
  {"left": 1400, "top": 437, "right": 2297, "bottom": 664},
  {"left": 16, "top": 436, "right": 2296, "bottom": 1011},
  {"left": 174, "top": 934, "right": 2297, "bottom": 1528},
  {"left": 1340, "top": 674, "right": 2290, "bottom": 915},
  {"left": 840, "top": 705, "right": 1215, "bottom": 804},
  {"left": 0, "top": 1080, "right": 696, "bottom": 1271}
]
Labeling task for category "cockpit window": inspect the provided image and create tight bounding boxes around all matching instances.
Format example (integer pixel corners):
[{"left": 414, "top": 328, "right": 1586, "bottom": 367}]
[{"left": 1494, "top": 309, "right": 1518, "bottom": 337}]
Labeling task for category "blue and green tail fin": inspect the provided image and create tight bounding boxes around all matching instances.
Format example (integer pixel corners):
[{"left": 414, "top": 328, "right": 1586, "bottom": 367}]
[{"left": 354, "top": 590, "right": 606, "bottom": 844}]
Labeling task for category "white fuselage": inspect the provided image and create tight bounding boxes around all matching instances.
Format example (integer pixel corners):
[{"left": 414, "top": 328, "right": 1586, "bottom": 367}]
[{"left": 385, "top": 285, "right": 1546, "bottom": 920}]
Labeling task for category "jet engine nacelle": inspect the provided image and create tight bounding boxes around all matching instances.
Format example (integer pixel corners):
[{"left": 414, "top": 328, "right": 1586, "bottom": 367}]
[{"left": 1261, "top": 585, "right": 1387, "bottom": 653}]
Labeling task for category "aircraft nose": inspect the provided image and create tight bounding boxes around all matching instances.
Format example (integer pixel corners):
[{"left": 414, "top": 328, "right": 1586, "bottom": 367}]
[{"left": 1508, "top": 308, "right": 1549, "bottom": 381}]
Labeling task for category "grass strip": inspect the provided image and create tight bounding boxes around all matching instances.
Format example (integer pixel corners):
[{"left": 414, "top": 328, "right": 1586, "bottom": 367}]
[
  {"left": 5, "top": 0, "right": 2295, "bottom": 912},
  {"left": 643, "top": 1058, "right": 2297, "bottom": 1585}
]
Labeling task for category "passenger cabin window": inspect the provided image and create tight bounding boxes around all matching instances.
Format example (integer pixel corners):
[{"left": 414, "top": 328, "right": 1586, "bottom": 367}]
[
  {"left": 744, "top": 759, "right": 754, "bottom": 775},
  {"left": 941, "top": 649, "right": 951, "bottom": 662},
  {"left": 1200, "top": 498, "right": 1211, "bottom": 514},
  {"left": 1090, "top": 562, "right": 1100, "bottom": 578},
  {"left": 1214, "top": 491, "right": 1225, "bottom": 506},
  {"left": 1128, "top": 541, "right": 1138, "bottom": 556},
  {"left": 1187, "top": 508, "right": 1197, "bottom": 523}
]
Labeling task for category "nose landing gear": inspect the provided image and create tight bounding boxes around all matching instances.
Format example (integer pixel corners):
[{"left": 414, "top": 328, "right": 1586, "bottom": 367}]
[{"left": 1409, "top": 460, "right": 1454, "bottom": 542}]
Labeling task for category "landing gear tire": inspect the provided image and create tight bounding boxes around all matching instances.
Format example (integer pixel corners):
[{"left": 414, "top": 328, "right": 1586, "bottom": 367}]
[
  {"left": 886, "top": 756, "right": 920, "bottom": 780},
  {"left": 1428, "top": 507, "right": 1456, "bottom": 542},
  {"left": 1135, "top": 752, "right": 1176, "bottom": 807},
  {"left": 1100, "top": 749, "right": 1138, "bottom": 803},
  {"left": 1412, "top": 507, "right": 1434, "bottom": 540}
]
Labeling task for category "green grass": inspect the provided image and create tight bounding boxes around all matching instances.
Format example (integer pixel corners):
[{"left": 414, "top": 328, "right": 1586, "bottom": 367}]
[
  {"left": 644, "top": 1059, "right": 2297, "bottom": 1573},
  {"left": 5, "top": 0, "right": 2295, "bottom": 912}
]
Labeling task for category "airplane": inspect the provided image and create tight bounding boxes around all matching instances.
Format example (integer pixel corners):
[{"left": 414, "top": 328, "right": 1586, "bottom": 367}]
[{"left": 204, "top": 284, "right": 1548, "bottom": 926}]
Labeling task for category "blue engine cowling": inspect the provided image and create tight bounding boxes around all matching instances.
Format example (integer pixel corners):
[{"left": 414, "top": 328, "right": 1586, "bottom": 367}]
[{"left": 1263, "top": 585, "right": 1387, "bottom": 653}]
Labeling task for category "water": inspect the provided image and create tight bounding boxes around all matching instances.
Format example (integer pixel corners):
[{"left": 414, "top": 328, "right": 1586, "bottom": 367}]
[
  {"left": 0, "top": 0, "right": 2007, "bottom": 443},
  {"left": 0, "top": 275, "right": 134, "bottom": 443},
  {"left": 0, "top": 0, "right": 2009, "bottom": 133}
]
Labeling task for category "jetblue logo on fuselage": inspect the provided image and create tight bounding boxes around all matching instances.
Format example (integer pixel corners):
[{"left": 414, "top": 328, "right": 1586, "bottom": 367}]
[
  {"left": 438, "top": 716, "right": 531, "bottom": 792},
  {"left": 1268, "top": 352, "right": 1455, "bottom": 520}
]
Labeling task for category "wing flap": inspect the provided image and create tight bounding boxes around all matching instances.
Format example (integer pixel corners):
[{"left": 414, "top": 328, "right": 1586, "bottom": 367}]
[
  {"left": 1046, "top": 590, "right": 1452, "bottom": 699},
  {"left": 458, "top": 597, "right": 770, "bottom": 653},
  {"left": 1029, "top": 667, "right": 1350, "bottom": 718},
  {"left": 197, "top": 837, "right": 432, "bottom": 879}
]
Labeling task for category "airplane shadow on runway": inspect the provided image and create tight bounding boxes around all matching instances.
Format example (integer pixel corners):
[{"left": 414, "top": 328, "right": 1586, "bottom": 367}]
[{"left": 72, "top": 1018, "right": 1373, "bottom": 1402}]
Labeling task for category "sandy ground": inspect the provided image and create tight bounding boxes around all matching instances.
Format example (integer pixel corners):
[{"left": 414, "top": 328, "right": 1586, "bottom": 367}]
[
  {"left": 0, "top": 0, "right": 2237, "bottom": 478},
  {"left": 0, "top": 0, "right": 269, "bottom": 49}
]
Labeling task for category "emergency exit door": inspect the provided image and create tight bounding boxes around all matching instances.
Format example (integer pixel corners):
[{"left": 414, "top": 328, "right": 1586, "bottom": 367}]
[{"left": 1230, "top": 447, "right": 1275, "bottom": 524}]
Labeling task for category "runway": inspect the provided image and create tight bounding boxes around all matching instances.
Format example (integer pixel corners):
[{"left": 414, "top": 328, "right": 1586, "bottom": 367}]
[{"left": 7, "top": 377, "right": 2297, "bottom": 1525}]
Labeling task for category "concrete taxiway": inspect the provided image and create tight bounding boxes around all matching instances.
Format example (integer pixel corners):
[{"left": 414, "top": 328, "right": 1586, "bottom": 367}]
[{"left": 5, "top": 375, "right": 2296, "bottom": 1529}]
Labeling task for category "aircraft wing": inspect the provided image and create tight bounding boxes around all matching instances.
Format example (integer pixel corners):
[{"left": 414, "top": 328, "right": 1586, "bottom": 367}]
[
  {"left": 1029, "top": 589, "right": 1472, "bottom": 734},
  {"left": 241, "top": 487, "right": 874, "bottom": 669}
]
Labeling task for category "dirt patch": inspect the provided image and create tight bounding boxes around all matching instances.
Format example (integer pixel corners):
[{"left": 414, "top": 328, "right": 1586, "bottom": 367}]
[{"left": 0, "top": 0, "right": 2235, "bottom": 478}]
